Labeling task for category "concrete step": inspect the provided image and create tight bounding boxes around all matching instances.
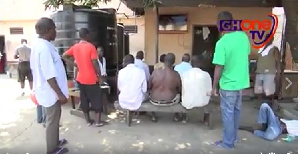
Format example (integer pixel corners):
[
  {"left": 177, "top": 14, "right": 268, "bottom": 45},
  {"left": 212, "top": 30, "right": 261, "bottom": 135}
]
[{"left": 277, "top": 102, "right": 298, "bottom": 120}]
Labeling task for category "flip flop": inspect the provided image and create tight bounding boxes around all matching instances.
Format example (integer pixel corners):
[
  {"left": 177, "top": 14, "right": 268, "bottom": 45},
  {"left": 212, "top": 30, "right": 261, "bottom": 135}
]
[
  {"left": 95, "top": 122, "right": 105, "bottom": 127},
  {"left": 58, "top": 139, "right": 68, "bottom": 146},
  {"left": 212, "top": 140, "right": 231, "bottom": 149},
  {"left": 100, "top": 121, "right": 109, "bottom": 125},
  {"left": 52, "top": 147, "right": 69, "bottom": 154},
  {"left": 87, "top": 119, "right": 95, "bottom": 126}
]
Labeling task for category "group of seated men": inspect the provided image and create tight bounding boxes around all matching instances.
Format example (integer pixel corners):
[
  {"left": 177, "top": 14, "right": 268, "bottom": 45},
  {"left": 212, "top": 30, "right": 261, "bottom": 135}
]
[
  {"left": 117, "top": 51, "right": 212, "bottom": 123},
  {"left": 117, "top": 51, "right": 298, "bottom": 142}
]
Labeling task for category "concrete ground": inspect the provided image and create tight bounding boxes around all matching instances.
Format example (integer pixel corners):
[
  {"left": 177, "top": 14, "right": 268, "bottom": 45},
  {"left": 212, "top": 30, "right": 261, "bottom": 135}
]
[{"left": 0, "top": 75, "right": 297, "bottom": 154}]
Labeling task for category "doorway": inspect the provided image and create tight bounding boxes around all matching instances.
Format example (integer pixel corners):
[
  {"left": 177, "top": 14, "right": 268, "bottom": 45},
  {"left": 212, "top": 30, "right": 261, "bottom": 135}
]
[
  {"left": 192, "top": 25, "right": 219, "bottom": 78},
  {"left": 0, "top": 35, "right": 6, "bottom": 74}
]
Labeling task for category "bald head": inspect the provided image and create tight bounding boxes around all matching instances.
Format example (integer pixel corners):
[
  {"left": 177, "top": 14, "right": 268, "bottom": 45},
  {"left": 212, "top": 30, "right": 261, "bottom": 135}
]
[
  {"left": 35, "top": 17, "right": 55, "bottom": 35},
  {"left": 35, "top": 17, "right": 56, "bottom": 41},
  {"left": 136, "top": 51, "right": 144, "bottom": 60},
  {"left": 182, "top": 53, "right": 190, "bottom": 62},
  {"left": 164, "top": 53, "right": 176, "bottom": 67},
  {"left": 191, "top": 55, "right": 203, "bottom": 68},
  {"left": 123, "top": 54, "right": 135, "bottom": 67}
]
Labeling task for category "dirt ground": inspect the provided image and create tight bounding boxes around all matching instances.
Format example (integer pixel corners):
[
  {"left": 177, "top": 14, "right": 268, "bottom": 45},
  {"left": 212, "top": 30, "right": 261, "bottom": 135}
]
[{"left": 0, "top": 75, "right": 297, "bottom": 154}]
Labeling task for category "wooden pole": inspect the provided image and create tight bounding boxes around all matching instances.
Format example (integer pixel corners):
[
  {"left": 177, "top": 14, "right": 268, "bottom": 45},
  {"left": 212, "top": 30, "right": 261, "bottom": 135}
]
[{"left": 155, "top": 6, "right": 159, "bottom": 63}]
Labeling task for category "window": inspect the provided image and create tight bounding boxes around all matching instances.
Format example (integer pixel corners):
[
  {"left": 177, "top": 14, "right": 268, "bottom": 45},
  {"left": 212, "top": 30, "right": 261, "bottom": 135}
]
[
  {"left": 10, "top": 27, "right": 23, "bottom": 34},
  {"left": 124, "top": 25, "right": 138, "bottom": 34}
]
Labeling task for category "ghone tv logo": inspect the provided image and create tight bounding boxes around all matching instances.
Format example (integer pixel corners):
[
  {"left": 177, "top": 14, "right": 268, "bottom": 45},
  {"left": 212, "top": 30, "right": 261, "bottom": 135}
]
[{"left": 219, "top": 14, "right": 278, "bottom": 49}]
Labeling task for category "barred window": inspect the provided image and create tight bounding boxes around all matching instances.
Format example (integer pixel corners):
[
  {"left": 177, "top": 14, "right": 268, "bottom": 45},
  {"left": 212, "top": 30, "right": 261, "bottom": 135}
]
[
  {"left": 124, "top": 25, "right": 138, "bottom": 34},
  {"left": 10, "top": 27, "right": 23, "bottom": 34}
]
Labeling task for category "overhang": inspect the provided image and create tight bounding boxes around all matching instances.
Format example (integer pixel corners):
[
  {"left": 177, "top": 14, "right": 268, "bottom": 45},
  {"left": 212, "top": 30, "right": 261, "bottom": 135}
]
[{"left": 121, "top": 0, "right": 282, "bottom": 9}]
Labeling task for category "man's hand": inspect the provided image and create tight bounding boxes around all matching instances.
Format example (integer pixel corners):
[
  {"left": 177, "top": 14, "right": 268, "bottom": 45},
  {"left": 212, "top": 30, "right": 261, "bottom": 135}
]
[
  {"left": 58, "top": 94, "right": 68, "bottom": 104},
  {"left": 210, "top": 88, "right": 219, "bottom": 96}
]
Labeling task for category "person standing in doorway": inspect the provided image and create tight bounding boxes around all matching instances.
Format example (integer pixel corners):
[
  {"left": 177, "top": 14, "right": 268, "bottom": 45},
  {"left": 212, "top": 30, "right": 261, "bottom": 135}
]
[
  {"left": 255, "top": 37, "right": 281, "bottom": 107},
  {"left": 97, "top": 46, "right": 107, "bottom": 82},
  {"left": 63, "top": 28, "right": 107, "bottom": 127},
  {"left": 14, "top": 39, "right": 33, "bottom": 96},
  {"left": 30, "top": 17, "right": 69, "bottom": 154},
  {"left": 211, "top": 11, "right": 251, "bottom": 149}
]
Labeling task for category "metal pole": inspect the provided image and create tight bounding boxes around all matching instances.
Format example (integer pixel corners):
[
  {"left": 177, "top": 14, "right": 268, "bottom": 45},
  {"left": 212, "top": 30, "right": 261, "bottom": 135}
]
[{"left": 155, "top": 6, "right": 159, "bottom": 63}]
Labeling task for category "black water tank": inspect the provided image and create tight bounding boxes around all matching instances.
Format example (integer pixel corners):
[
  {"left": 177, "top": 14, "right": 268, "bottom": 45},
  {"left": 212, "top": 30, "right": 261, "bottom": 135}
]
[
  {"left": 51, "top": 7, "right": 119, "bottom": 77},
  {"left": 117, "top": 23, "right": 124, "bottom": 65}
]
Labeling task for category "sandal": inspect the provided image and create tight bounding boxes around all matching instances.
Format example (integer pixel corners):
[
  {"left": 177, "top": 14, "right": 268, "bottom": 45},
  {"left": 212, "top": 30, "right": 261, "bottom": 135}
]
[
  {"left": 58, "top": 139, "right": 68, "bottom": 146},
  {"left": 211, "top": 140, "right": 232, "bottom": 149},
  {"left": 87, "top": 119, "right": 95, "bottom": 126},
  {"left": 50, "top": 147, "right": 69, "bottom": 154},
  {"left": 95, "top": 122, "right": 105, "bottom": 127}
]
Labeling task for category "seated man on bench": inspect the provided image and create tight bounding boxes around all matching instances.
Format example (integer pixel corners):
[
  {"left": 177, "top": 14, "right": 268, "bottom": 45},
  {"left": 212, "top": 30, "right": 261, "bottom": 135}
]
[
  {"left": 118, "top": 54, "right": 147, "bottom": 110},
  {"left": 181, "top": 55, "right": 212, "bottom": 123},
  {"left": 149, "top": 53, "right": 181, "bottom": 122}
]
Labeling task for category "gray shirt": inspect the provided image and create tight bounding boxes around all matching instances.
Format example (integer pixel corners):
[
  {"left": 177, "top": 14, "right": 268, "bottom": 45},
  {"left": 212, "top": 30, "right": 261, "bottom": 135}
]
[{"left": 15, "top": 45, "right": 31, "bottom": 62}]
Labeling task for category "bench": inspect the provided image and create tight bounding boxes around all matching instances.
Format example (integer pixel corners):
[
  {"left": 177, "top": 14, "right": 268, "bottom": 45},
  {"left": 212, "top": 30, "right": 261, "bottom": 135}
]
[
  {"left": 69, "top": 86, "right": 111, "bottom": 117},
  {"left": 114, "top": 100, "right": 219, "bottom": 130}
]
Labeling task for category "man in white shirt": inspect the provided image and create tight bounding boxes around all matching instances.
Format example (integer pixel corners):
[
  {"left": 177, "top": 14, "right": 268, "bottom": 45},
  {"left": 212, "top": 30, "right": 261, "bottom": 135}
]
[
  {"left": 181, "top": 55, "right": 212, "bottom": 123},
  {"left": 174, "top": 53, "right": 192, "bottom": 76},
  {"left": 30, "top": 17, "right": 69, "bottom": 154},
  {"left": 118, "top": 54, "right": 147, "bottom": 110},
  {"left": 134, "top": 51, "right": 150, "bottom": 82}
]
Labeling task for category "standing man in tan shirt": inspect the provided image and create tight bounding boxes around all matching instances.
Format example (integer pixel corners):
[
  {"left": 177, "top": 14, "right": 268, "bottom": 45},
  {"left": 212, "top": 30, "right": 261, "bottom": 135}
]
[{"left": 255, "top": 37, "right": 281, "bottom": 107}]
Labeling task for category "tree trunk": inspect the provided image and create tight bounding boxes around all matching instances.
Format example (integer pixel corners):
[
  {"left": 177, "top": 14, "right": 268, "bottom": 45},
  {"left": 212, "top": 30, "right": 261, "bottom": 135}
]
[{"left": 282, "top": 0, "right": 298, "bottom": 63}]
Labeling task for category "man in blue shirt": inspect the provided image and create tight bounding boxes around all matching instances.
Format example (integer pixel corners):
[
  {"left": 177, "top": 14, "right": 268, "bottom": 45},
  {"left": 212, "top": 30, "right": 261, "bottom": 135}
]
[{"left": 174, "top": 53, "right": 192, "bottom": 76}]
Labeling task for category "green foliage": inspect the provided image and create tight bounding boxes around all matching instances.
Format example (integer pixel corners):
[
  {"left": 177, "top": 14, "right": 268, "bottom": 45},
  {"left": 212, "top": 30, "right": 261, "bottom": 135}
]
[
  {"left": 142, "top": 0, "right": 161, "bottom": 8},
  {"left": 44, "top": 0, "right": 161, "bottom": 10},
  {"left": 44, "top": 0, "right": 110, "bottom": 10}
]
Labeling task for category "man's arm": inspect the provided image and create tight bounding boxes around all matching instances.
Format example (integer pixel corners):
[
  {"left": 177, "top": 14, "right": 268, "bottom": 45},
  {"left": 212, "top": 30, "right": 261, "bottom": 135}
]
[
  {"left": 14, "top": 48, "right": 19, "bottom": 59},
  {"left": 62, "top": 46, "right": 77, "bottom": 68},
  {"left": 92, "top": 60, "right": 101, "bottom": 76},
  {"left": 212, "top": 65, "right": 223, "bottom": 90},
  {"left": 148, "top": 70, "right": 155, "bottom": 90},
  {"left": 141, "top": 72, "right": 147, "bottom": 93},
  {"left": 117, "top": 71, "right": 121, "bottom": 95},
  {"left": 144, "top": 64, "right": 150, "bottom": 82},
  {"left": 40, "top": 47, "right": 64, "bottom": 98},
  {"left": 90, "top": 46, "right": 101, "bottom": 77},
  {"left": 175, "top": 72, "right": 182, "bottom": 94},
  {"left": 212, "top": 40, "right": 225, "bottom": 90}
]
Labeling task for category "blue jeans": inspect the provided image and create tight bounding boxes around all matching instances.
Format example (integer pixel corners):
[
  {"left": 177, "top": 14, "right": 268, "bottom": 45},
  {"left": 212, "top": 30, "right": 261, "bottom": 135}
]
[
  {"left": 254, "top": 103, "right": 282, "bottom": 141},
  {"left": 219, "top": 89, "right": 242, "bottom": 148},
  {"left": 37, "top": 105, "right": 46, "bottom": 124}
]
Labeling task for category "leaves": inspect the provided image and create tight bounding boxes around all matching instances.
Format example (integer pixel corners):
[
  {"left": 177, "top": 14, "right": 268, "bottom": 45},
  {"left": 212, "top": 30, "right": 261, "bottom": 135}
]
[
  {"left": 44, "top": 0, "right": 161, "bottom": 10},
  {"left": 143, "top": 0, "right": 162, "bottom": 8},
  {"left": 44, "top": 0, "right": 110, "bottom": 10}
]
